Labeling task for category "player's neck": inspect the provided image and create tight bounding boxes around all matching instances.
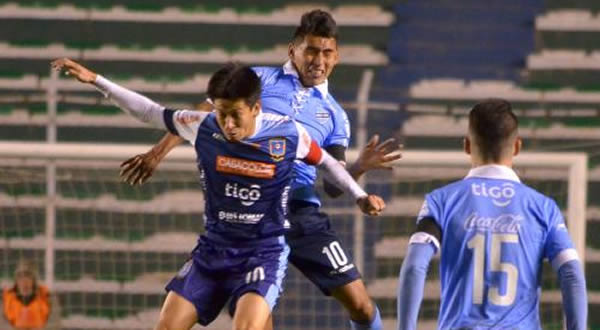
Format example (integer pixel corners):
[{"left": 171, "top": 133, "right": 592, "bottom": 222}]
[
  {"left": 471, "top": 159, "right": 513, "bottom": 168},
  {"left": 245, "top": 111, "right": 262, "bottom": 139}
]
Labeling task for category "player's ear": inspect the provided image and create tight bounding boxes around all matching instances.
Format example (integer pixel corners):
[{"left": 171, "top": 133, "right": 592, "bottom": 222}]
[
  {"left": 331, "top": 41, "right": 340, "bottom": 65},
  {"left": 251, "top": 100, "right": 261, "bottom": 117},
  {"left": 513, "top": 137, "right": 522, "bottom": 156},
  {"left": 288, "top": 42, "right": 295, "bottom": 60},
  {"left": 463, "top": 137, "right": 471, "bottom": 155}
]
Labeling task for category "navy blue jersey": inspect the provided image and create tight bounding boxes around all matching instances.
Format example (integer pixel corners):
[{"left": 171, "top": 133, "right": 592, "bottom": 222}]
[
  {"left": 163, "top": 109, "right": 320, "bottom": 241},
  {"left": 418, "top": 165, "right": 578, "bottom": 329},
  {"left": 252, "top": 62, "right": 350, "bottom": 205}
]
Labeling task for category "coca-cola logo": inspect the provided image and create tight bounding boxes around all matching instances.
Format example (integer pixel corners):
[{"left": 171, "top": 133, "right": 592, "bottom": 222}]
[{"left": 464, "top": 212, "right": 522, "bottom": 233}]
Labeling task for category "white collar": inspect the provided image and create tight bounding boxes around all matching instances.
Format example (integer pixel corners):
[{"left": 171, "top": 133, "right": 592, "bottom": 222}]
[
  {"left": 465, "top": 165, "right": 521, "bottom": 183},
  {"left": 282, "top": 60, "right": 329, "bottom": 99}
]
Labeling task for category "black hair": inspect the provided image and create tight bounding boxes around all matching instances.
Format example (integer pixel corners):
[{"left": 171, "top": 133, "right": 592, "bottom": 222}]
[
  {"left": 292, "top": 9, "right": 338, "bottom": 43},
  {"left": 468, "top": 99, "right": 519, "bottom": 162},
  {"left": 207, "top": 62, "right": 261, "bottom": 106}
]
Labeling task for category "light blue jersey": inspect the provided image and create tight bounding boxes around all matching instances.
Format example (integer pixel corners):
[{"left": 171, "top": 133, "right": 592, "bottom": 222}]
[
  {"left": 417, "top": 165, "right": 578, "bottom": 329},
  {"left": 252, "top": 62, "right": 350, "bottom": 205}
]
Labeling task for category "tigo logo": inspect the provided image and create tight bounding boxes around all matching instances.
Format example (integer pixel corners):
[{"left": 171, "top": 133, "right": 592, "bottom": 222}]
[{"left": 471, "top": 182, "right": 515, "bottom": 207}]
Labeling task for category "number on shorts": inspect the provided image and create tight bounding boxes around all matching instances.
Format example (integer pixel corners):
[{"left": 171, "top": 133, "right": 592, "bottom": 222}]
[
  {"left": 245, "top": 266, "right": 265, "bottom": 284},
  {"left": 322, "top": 241, "right": 349, "bottom": 270}
]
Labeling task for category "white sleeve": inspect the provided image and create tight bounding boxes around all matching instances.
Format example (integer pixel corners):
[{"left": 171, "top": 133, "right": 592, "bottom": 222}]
[
  {"left": 294, "top": 121, "right": 367, "bottom": 200},
  {"left": 93, "top": 75, "right": 167, "bottom": 128},
  {"left": 317, "top": 151, "right": 368, "bottom": 201},
  {"left": 93, "top": 75, "right": 206, "bottom": 143}
]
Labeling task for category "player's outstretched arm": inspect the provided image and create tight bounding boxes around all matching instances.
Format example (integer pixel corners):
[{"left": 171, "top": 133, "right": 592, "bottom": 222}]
[
  {"left": 51, "top": 58, "right": 171, "bottom": 130},
  {"left": 120, "top": 101, "right": 213, "bottom": 185},
  {"left": 324, "top": 134, "right": 402, "bottom": 198}
]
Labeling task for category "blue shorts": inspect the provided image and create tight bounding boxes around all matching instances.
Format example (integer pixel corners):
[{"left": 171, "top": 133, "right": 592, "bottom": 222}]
[
  {"left": 165, "top": 233, "right": 289, "bottom": 326},
  {"left": 286, "top": 201, "right": 362, "bottom": 295}
]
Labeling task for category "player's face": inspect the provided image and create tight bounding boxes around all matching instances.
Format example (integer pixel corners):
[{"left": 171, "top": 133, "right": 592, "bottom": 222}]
[
  {"left": 214, "top": 98, "right": 260, "bottom": 142},
  {"left": 289, "top": 34, "right": 339, "bottom": 87}
]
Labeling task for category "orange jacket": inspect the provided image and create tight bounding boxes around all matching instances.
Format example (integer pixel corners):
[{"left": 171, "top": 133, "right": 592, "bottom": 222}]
[{"left": 3, "top": 285, "right": 50, "bottom": 329}]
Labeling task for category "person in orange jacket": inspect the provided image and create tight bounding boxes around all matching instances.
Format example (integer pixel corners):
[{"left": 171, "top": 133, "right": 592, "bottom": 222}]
[{"left": 3, "top": 260, "right": 50, "bottom": 330}]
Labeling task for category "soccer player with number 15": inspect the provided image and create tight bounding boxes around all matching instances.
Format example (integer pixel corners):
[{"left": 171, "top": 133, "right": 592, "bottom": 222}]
[{"left": 397, "top": 99, "right": 587, "bottom": 330}]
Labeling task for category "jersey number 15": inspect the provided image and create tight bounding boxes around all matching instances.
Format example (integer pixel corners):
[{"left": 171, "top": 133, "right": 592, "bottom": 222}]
[{"left": 468, "top": 233, "right": 519, "bottom": 306}]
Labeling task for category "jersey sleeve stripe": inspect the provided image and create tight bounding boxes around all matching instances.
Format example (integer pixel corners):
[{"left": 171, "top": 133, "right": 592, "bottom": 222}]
[
  {"left": 551, "top": 248, "right": 579, "bottom": 271},
  {"left": 409, "top": 232, "right": 441, "bottom": 253},
  {"left": 163, "top": 108, "right": 179, "bottom": 136}
]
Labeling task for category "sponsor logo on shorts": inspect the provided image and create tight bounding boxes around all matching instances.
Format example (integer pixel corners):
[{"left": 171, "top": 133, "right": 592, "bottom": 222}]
[
  {"left": 329, "top": 263, "right": 355, "bottom": 276},
  {"left": 216, "top": 155, "right": 275, "bottom": 179}
]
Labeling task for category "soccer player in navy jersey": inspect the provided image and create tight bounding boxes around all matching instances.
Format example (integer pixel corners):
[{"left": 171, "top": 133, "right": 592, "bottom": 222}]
[
  {"left": 51, "top": 58, "right": 385, "bottom": 330},
  {"left": 119, "top": 10, "right": 398, "bottom": 330},
  {"left": 397, "top": 99, "right": 587, "bottom": 330}
]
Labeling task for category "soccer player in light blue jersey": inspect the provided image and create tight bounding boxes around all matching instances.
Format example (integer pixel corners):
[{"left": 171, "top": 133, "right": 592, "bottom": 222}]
[
  {"left": 52, "top": 58, "right": 386, "bottom": 330},
  {"left": 396, "top": 99, "right": 587, "bottom": 330},
  {"left": 120, "top": 10, "right": 399, "bottom": 330}
]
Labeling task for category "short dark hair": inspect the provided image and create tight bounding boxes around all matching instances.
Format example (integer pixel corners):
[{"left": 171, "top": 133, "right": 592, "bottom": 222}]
[
  {"left": 468, "top": 99, "right": 519, "bottom": 162},
  {"left": 292, "top": 9, "right": 338, "bottom": 43},
  {"left": 207, "top": 63, "right": 261, "bottom": 106}
]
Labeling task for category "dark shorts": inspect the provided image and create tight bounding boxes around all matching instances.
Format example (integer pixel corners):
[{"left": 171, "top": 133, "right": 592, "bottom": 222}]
[
  {"left": 165, "top": 234, "right": 289, "bottom": 326},
  {"left": 286, "top": 201, "right": 362, "bottom": 295}
]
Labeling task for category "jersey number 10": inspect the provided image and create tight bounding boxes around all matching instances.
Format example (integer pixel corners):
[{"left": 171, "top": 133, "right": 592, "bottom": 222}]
[{"left": 468, "top": 233, "right": 519, "bottom": 306}]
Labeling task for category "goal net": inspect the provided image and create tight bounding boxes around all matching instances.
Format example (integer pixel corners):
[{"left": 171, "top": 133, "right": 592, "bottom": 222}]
[{"left": 0, "top": 142, "right": 587, "bottom": 330}]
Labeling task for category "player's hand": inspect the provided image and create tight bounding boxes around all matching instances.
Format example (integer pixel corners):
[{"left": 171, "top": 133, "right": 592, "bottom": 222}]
[
  {"left": 356, "top": 194, "right": 385, "bottom": 216},
  {"left": 120, "top": 152, "right": 161, "bottom": 185},
  {"left": 354, "top": 135, "right": 402, "bottom": 173},
  {"left": 51, "top": 58, "right": 97, "bottom": 83}
]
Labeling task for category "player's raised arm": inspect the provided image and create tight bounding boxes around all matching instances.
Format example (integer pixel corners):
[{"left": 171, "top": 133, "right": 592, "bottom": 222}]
[
  {"left": 51, "top": 58, "right": 206, "bottom": 143},
  {"left": 295, "top": 123, "right": 385, "bottom": 216}
]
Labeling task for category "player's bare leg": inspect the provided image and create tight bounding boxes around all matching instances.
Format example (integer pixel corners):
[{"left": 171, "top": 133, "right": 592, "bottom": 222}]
[
  {"left": 263, "top": 314, "right": 273, "bottom": 330},
  {"left": 232, "top": 292, "right": 271, "bottom": 330},
  {"left": 331, "top": 279, "right": 373, "bottom": 321},
  {"left": 155, "top": 291, "right": 198, "bottom": 330}
]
